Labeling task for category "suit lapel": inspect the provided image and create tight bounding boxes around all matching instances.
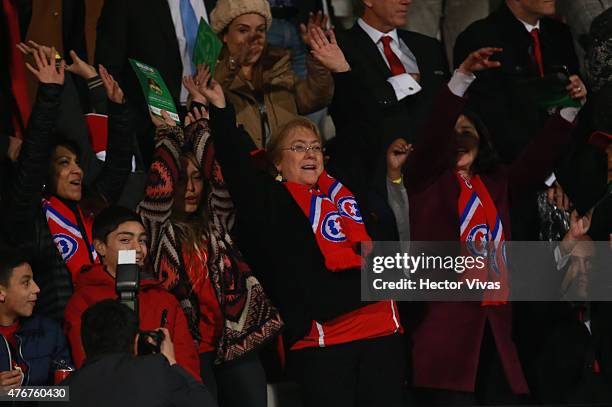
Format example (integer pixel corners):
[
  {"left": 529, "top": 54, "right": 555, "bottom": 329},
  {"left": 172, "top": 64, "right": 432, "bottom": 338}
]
[
  {"left": 151, "top": 0, "right": 182, "bottom": 62},
  {"left": 350, "top": 24, "right": 392, "bottom": 78}
]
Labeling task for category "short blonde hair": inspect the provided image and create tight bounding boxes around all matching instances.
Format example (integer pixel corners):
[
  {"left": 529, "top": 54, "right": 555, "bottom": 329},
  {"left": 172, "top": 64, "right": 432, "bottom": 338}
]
[{"left": 267, "top": 117, "right": 322, "bottom": 166}]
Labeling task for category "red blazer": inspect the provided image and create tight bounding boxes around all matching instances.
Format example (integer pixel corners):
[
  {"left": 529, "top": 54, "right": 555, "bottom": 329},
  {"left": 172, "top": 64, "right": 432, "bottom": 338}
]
[
  {"left": 404, "top": 88, "right": 576, "bottom": 393},
  {"left": 63, "top": 264, "right": 201, "bottom": 381}
]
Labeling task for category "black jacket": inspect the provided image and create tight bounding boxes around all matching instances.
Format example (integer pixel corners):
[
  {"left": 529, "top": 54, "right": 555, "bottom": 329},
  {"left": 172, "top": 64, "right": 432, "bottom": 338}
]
[
  {"left": 94, "top": 0, "right": 216, "bottom": 166},
  {"left": 209, "top": 104, "right": 365, "bottom": 346},
  {"left": 515, "top": 301, "right": 612, "bottom": 404},
  {"left": 56, "top": 353, "right": 216, "bottom": 407},
  {"left": 453, "top": 3, "right": 580, "bottom": 163},
  {"left": 329, "top": 25, "right": 448, "bottom": 242},
  {"left": 0, "top": 314, "right": 72, "bottom": 386},
  {"left": 332, "top": 24, "right": 448, "bottom": 152},
  {"left": 1, "top": 83, "right": 133, "bottom": 321}
]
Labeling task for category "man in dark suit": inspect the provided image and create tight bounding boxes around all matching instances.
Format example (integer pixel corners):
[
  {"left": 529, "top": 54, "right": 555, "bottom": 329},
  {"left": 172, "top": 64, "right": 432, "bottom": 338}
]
[
  {"left": 95, "top": 0, "right": 216, "bottom": 166},
  {"left": 58, "top": 299, "right": 217, "bottom": 407},
  {"left": 328, "top": 0, "right": 449, "bottom": 242},
  {"left": 453, "top": 0, "right": 580, "bottom": 241}
]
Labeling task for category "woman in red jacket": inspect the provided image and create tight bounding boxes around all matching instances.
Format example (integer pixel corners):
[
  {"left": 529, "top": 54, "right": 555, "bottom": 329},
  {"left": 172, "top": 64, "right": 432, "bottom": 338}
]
[{"left": 387, "top": 48, "right": 588, "bottom": 405}]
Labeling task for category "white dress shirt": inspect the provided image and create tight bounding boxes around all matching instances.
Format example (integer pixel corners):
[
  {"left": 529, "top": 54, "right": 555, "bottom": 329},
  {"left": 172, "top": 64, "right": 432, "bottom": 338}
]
[
  {"left": 167, "top": 0, "right": 209, "bottom": 105},
  {"left": 357, "top": 18, "right": 422, "bottom": 101}
]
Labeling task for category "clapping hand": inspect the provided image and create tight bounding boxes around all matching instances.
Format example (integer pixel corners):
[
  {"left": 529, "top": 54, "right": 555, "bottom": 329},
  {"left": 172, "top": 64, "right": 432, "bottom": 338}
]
[
  {"left": 184, "top": 105, "right": 209, "bottom": 126},
  {"left": 18, "top": 42, "right": 97, "bottom": 80},
  {"left": 99, "top": 64, "right": 125, "bottom": 104},
  {"left": 299, "top": 11, "right": 330, "bottom": 49},
  {"left": 194, "top": 65, "right": 226, "bottom": 109},
  {"left": 183, "top": 73, "right": 207, "bottom": 106},
  {"left": 24, "top": 46, "right": 65, "bottom": 84},
  {"left": 458, "top": 47, "right": 502, "bottom": 75},
  {"left": 309, "top": 26, "right": 350, "bottom": 73},
  {"left": 66, "top": 50, "right": 97, "bottom": 79},
  {"left": 17, "top": 40, "right": 54, "bottom": 60}
]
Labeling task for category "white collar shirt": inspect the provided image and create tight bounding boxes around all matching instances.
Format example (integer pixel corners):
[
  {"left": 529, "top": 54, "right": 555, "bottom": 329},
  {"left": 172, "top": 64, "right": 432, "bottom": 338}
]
[{"left": 167, "top": 0, "right": 209, "bottom": 104}]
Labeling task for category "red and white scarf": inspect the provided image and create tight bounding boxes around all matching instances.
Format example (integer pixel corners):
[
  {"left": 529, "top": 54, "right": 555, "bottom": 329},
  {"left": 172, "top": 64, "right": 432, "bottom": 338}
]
[
  {"left": 457, "top": 173, "right": 508, "bottom": 304},
  {"left": 284, "top": 171, "right": 371, "bottom": 271},
  {"left": 42, "top": 196, "right": 99, "bottom": 282}
]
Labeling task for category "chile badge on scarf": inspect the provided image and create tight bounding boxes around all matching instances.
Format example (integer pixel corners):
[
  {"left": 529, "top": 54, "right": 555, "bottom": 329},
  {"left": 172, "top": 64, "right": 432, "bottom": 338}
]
[
  {"left": 42, "top": 196, "right": 99, "bottom": 282},
  {"left": 457, "top": 173, "right": 509, "bottom": 305},
  {"left": 284, "top": 170, "right": 371, "bottom": 272}
]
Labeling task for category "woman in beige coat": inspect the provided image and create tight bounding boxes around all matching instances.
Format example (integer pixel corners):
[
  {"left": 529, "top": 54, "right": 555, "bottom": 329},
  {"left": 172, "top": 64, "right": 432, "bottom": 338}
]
[{"left": 210, "top": 0, "right": 342, "bottom": 148}]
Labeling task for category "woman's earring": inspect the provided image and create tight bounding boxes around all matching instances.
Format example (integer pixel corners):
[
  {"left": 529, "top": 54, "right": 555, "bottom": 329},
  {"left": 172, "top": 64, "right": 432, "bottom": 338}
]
[{"left": 275, "top": 172, "right": 283, "bottom": 182}]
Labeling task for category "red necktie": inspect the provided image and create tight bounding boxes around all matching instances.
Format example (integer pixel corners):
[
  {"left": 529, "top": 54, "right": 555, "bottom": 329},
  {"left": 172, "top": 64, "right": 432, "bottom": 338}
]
[
  {"left": 3, "top": 0, "right": 31, "bottom": 138},
  {"left": 380, "top": 36, "right": 406, "bottom": 76},
  {"left": 529, "top": 28, "right": 544, "bottom": 78}
]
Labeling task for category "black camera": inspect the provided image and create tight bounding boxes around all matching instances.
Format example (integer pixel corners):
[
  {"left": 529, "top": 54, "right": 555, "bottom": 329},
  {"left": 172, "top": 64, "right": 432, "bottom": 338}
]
[{"left": 137, "top": 329, "right": 165, "bottom": 355}]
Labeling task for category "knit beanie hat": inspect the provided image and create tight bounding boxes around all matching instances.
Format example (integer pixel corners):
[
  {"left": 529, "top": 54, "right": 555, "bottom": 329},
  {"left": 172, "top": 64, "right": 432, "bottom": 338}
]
[{"left": 210, "top": 0, "right": 272, "bottom": 34}]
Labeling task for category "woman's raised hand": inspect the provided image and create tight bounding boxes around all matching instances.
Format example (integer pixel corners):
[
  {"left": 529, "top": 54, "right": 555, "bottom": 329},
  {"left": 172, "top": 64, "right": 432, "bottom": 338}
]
[
  {"left": 183, "top": 74, "right": 207, "bottom": 106},
  {"left": 99, "top": 64, "right": 125, "bottom": 104},
  {"left": 66, "top": 50, "right": 98, "bottom": 79},
  {"left": 458, "top": 47, "right": 502, "bottom": 75},
  {"left": 309, "top": 26, "right": 350, "bottom": 73},
  {"left": 195, "top": 65, "right": 226, "bottom": 109},
  {"left": 299, "top": 11, "right": 329, "bottom": 49},
  {"left": 184, "top": 106, "right": 209, "bottom": 127},
  {"left": 24, "top": 46, "right": 65, "bottom": 85}
]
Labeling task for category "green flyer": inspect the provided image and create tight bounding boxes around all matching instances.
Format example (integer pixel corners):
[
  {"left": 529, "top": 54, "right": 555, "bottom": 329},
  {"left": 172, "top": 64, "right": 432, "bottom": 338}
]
[
  {"left": 129, "top": 58, "right": 180, "bottom": 123},
  {"left": 193, "top": 17, "right": 222, "bottom": 76}
]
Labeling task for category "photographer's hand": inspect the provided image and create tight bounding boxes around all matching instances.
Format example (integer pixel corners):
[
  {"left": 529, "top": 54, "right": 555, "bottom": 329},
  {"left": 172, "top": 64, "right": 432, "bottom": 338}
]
[{"left": 158, "top": 328, "right": 177, "bottom": 366}]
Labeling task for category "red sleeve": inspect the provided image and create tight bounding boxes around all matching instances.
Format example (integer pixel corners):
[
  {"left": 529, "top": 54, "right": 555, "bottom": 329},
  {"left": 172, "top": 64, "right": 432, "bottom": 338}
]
[
  {"left": 165, "top": 294, "right": 202, "bottom": 382},
  {"left": 63, "top": 295, "right": 87, "bottom": 368}
]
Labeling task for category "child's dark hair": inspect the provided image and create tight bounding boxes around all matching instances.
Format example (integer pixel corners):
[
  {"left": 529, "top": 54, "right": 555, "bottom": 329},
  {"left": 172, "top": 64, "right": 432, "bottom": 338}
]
[
  {"left": 0, "top": 245, "right": 30, "bottom": 286},
  {"left": 92, "top": 206, "right": 144, "bottom": 242}
]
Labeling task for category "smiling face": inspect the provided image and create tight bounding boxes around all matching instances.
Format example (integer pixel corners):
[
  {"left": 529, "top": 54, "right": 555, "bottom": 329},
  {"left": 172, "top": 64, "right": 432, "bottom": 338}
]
[
  {"left": 0, "top": 263, "right": 40, "bottom": 321},
  {"left": 223, "top": 13, "right": 267, "bottom": 66},
  {"left": 455, "top": 115, "right": 480, "bottom": 174},
  {"left": 275, "top": 126, "right": 324, "bottom": 187},
  {"left": 94, "top": 221, "right": 148, "bottom": 277},
  {"left": 174, "top": 157, "right": 204, "bottom": 215},
  {"left": 50, "top": 145, "right": 83, "bottom": 201},
  {"left": 362, "top": 0, "right": 412, "bottom": 32}
]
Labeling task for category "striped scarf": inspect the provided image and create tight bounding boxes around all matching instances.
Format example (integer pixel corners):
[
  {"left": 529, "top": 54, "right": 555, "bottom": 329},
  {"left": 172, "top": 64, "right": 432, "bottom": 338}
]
[
  {"left": 284, "top": 170, "right": 371, "bottom": 271},
  {"left": 42, "top": 196, "right": 99, "bottom": 282},
  {"left": 457, "top": 173, "right": 508, "bottom": 304}
]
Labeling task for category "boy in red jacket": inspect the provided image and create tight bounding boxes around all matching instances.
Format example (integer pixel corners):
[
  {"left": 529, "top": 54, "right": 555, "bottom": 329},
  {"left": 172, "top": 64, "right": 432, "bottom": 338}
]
[{"left": 63, "top": 206, "right": 201, "bottom": 380}]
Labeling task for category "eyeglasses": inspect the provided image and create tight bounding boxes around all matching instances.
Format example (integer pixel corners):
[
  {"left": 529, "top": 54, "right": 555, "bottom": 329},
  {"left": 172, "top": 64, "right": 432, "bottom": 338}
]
[{"left": 283, "top": 144, "right": 323, "bottom": 153}]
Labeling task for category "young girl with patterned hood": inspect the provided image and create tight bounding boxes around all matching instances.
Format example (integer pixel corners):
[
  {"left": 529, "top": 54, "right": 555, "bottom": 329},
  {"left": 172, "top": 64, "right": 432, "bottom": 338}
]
[{"left": 138, "top": 101, "right": 282, "bottom": 406}]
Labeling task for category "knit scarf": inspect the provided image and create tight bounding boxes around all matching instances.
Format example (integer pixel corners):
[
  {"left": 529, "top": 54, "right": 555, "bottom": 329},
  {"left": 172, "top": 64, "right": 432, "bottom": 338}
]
[
  {"left": 284, "top": 170, "right": 371, "bottom": 271},
  {"left": 42, "top": 196, "right": 99, "bottom": 282},
  {"left": 456, "top": 173, "right": 508, "bottom": 305}
]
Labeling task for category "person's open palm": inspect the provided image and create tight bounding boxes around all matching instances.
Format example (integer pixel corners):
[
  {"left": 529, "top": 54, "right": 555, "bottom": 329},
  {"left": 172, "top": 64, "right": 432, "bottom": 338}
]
[
  {"left": 458, "top": 47, "right": 503, "bottom": 75},
  {"left": 309, "top": 26, "right": 350, "bottom": 73},
  {"left": 25, "top": 46, "right": 65, "bottom": 84},
  {"left": 197, "top": 65, "right": 226, "bottom": 108},
  {"left": 99, "top": 64, "right": 125, "bottom": 104},
  {"left": 66, "top": 50, "right": 97, "bottom": 79}
]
